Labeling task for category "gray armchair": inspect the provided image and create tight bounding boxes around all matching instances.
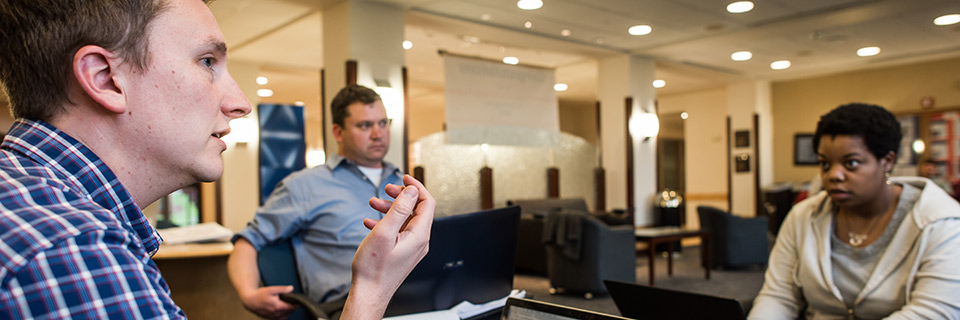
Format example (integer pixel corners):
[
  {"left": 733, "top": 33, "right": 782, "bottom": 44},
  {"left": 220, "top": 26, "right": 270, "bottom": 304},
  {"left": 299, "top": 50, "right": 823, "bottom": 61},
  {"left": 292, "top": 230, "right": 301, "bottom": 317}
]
[
  {"left": 696, "top": 206, "right": 769, "bottom": 269},
  {"left": 543, "top": 213, "right": 636, "bottom": 299},
  {"left": 507, "top": 198, "right": 592, "bottom": 276}
]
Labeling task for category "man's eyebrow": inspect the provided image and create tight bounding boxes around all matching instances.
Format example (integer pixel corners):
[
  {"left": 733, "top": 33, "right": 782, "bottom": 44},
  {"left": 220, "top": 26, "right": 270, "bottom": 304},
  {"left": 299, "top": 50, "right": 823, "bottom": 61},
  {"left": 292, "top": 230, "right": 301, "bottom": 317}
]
[{"left": 203, "top": 39, "right": 228, "bottom": 56}]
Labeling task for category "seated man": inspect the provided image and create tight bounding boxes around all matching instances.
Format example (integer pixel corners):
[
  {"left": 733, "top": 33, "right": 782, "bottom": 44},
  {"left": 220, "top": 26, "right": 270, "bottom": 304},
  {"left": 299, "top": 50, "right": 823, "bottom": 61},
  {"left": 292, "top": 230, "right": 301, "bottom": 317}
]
[
  {"left": 0, "top": 1, "right": 432, "bottom": 319},
  {"left": 228, "top": 85, "right": 405, "bottom": 318}
]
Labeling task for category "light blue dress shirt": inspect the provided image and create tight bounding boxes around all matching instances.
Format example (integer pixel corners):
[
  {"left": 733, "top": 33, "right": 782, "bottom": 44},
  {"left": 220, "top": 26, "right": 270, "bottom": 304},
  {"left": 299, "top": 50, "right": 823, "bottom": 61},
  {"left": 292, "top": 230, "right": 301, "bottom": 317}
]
[{"left": 234, "top": 154, "right": 403, "bottom": 303}]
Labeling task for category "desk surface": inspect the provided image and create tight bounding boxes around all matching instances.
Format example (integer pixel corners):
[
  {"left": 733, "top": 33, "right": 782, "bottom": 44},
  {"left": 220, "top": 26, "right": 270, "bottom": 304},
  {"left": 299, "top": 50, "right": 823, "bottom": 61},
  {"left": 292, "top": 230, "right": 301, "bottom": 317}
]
[
  {"left": 152, "top": 242, "right": 233, "bottom": 260},
  {"left": 633, "top": 226, "right": 705, "bottom": 238}
]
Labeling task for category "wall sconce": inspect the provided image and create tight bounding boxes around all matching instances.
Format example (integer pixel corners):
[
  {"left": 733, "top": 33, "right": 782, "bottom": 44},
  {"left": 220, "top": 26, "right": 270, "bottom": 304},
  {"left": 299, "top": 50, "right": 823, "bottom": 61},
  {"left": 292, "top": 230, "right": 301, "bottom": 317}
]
[
  {"left": 912, "top": 139, "right": 925, "bottom": 154},
  {"left": 630, "top": 112, "right": 660, "bottom": 142},
  {"left": 223, "top": 117, "right": 257, "bottom": 146},
  {"left": 306, "top": 147, "right": 326, "bottom": 167}
]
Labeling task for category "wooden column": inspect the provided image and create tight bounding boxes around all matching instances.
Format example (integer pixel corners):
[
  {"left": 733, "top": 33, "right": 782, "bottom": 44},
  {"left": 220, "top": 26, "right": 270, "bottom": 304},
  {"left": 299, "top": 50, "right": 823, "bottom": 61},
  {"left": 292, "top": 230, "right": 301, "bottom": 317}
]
[
  {"left": 625, "top": 97, "right": 635, "bottom": 214},
  {"left": 480, "top": 167, "right": 494, "bottom": 209},
  {"left": 726, "top": 116, "right": 732, "bottom": 210},
  {"left": 594, "top": 168, "right": 606, "bottom": 211},
  {"left": 547, "top": 167, "right": 560, "bottom": 198},
  {"left": 753, "top": 113, "right": 761, "bottom": 217},
  {"left": 346, "top": 60, "right": 357, "bottom": 85},
  {"left": 595, "top": 101, "right": 606, "bottom": 211},
  {"left": 402, "top": 67, "right": 410, "bottom": 173},
  {"left": 413, "top": 166, "right": 425, "bottom": 186}
]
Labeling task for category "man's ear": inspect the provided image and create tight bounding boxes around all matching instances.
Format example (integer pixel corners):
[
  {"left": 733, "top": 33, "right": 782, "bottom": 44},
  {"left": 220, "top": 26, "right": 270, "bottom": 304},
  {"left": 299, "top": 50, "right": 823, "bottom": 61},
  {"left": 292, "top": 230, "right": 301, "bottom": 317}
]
[
  {"left": 332, "top": 123, "right": 344, "bottom": 143},
  {"left": 72, "top": 45, "right": 126, "bottom": 114}
]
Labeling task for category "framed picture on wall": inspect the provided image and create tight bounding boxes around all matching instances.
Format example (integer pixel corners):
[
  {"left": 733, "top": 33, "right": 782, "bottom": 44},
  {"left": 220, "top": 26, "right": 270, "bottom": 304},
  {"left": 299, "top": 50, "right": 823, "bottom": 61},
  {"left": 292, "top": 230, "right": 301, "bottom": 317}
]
[
  {"left": 735, "top": 130, "right": 750, "bottom": 148},
  {"left": 794, "top": 133, "right": 818, "bottom": 165}
]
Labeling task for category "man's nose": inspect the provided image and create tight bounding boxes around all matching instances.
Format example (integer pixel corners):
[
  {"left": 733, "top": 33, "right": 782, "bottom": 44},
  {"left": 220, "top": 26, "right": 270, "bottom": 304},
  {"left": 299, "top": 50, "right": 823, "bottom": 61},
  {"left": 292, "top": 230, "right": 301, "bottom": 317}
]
[{"left": 221, "top": 73, "right": 252, "bottom": 119}]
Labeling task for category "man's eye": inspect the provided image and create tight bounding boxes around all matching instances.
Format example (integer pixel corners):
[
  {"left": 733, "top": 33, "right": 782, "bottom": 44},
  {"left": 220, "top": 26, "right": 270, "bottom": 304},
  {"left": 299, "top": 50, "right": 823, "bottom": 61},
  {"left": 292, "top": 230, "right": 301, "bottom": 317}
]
[
  {"left": 201, "top": 57, "right": 215, "bottom": 68},
  {"left": 357, "top": 122, "right": 372, "bottom": 129},
  {"left": 378, "top": 119, "right": 389, "bottom": 127}
]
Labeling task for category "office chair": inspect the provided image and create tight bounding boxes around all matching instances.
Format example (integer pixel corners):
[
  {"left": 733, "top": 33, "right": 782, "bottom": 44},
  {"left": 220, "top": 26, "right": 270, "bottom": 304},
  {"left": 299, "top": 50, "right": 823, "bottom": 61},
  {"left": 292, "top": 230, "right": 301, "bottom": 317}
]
[{"left": 257, "top": 239, "right": 330, "bottom": 320}]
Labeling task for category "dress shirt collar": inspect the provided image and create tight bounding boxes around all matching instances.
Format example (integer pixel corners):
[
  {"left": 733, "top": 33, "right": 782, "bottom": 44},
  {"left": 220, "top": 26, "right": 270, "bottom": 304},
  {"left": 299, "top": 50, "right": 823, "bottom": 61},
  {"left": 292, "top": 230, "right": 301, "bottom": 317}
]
[
  {"left": 325, "top": 153, "right": 401, "bottom": 176},
  {"left": 1, "top": 119, "right": 161, "bottom": 255}
]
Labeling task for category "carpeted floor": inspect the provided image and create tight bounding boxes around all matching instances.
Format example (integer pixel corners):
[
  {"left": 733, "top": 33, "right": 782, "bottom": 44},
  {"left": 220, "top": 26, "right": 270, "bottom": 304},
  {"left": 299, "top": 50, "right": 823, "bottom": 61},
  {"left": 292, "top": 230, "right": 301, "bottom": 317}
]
[{"left": 511, "top": 246, "right": 766, "bottom": 317}]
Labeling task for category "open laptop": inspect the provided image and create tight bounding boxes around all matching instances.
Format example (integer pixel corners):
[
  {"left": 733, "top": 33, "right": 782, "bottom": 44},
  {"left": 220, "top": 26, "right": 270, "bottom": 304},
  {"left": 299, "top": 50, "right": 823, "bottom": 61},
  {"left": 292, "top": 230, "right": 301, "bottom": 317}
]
[
  {"left": 383, "top": 206, "right": 521, "bottom": 317},
  {"left": 501, "top": 297, "right": 632, "bottom": 320},
  {"left": 604, "top": 280, "right": 746, "bottom": 320}
]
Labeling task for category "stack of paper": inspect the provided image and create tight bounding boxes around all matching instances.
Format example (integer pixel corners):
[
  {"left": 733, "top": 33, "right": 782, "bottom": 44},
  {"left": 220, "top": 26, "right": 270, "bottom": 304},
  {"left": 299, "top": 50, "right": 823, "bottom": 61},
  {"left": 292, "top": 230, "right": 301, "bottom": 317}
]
[
  {"left": 382, "top": 290, "right": 527, "bottom": 320},
  {"left": 157, "top": 222, "right": 233, "bottom": 245},
  {"left": 452, "top": 289, "right": 526, "bottom": 319}
]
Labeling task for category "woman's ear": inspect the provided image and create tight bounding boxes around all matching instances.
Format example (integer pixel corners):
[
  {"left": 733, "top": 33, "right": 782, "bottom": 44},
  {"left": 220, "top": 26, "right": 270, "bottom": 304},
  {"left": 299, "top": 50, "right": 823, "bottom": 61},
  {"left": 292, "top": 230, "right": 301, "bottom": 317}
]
[
  {"left": 880, "top": 151, "right": 897, "bottom": 173},
  {"left": 72, "top": 45, "right": 126, "bottom": 114}
]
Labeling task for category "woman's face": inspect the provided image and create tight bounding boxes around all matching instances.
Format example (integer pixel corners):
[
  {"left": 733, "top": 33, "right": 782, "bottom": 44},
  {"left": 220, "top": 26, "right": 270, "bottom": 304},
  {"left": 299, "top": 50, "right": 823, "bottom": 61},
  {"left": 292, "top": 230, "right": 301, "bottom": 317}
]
[{"left": 818, "top": 135, "right": 895, "bottom": 209}]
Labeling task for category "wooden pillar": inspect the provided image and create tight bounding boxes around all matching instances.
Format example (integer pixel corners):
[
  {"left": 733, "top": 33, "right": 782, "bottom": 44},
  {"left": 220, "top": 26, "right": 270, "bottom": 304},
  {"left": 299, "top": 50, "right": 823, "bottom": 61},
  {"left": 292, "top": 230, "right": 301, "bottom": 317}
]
[
  {"left": 595, "top": 101, "right": 606, "bottom": 211},
  {"left": 594, "top": 168, "right": 606, "bottom": 211},
  {"left": 547, "top": 167, "right": 560, "bottom": 198},
  {"left": 480, "top": 167, "right": 494, "bottom": 209},
  {"left": 346, "top": 60, "right": 357, "bottom": 85},
  {"left": 625, "top": 97, "right": 635, "bottom": 214},
  {"left": 402, "top": 67, "right": 410, "bottom": 173},
  {"left": 413, "top": 166, "right": 425, "bottom": 186}
]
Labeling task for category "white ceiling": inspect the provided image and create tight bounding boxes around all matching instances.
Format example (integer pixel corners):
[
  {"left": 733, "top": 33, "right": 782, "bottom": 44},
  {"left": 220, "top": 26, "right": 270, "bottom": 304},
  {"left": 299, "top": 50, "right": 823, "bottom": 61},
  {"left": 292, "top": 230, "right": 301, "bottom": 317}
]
[{"left": 211, "top": 0, "right": 960, "bottom": 102}]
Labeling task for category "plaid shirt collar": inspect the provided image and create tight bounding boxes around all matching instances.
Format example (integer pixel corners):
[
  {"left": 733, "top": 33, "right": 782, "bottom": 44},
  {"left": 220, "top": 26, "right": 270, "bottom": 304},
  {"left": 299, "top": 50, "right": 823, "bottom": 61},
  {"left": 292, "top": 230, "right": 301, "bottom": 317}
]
[{"left": 2, "top": 119, "right": 162, "bottom": 255}]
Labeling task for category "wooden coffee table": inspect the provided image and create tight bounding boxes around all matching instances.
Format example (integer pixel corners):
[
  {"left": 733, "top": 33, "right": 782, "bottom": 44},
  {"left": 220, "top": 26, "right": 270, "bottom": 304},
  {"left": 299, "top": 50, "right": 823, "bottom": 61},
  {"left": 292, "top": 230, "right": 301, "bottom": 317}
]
[{"left": 634, "top": 226, "right": 711, "bottom": 286}]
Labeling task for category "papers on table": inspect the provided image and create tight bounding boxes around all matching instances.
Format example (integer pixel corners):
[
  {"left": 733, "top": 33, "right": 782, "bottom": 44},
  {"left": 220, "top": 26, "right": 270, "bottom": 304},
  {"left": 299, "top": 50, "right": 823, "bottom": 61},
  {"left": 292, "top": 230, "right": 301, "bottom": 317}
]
[
  {"left": 156, "top": 222, "right": 233, "bottom": 245},
  {"left": 383, "top": 289, "right": 527, "bottom": 320}
]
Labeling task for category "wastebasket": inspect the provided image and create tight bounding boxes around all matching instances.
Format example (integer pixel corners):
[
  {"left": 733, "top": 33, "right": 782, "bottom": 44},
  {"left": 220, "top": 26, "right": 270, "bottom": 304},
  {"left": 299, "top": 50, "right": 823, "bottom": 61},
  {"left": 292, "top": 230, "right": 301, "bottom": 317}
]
[{"left": 655, "top": 189, "right": 684, "bottom": 253}]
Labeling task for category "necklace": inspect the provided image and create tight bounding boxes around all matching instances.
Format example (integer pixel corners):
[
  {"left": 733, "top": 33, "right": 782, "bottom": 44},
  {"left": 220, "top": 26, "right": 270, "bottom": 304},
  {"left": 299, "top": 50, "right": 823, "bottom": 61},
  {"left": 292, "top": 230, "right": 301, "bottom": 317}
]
[{"left": 843, "top": 210, "right": 888, "bottom": 247}]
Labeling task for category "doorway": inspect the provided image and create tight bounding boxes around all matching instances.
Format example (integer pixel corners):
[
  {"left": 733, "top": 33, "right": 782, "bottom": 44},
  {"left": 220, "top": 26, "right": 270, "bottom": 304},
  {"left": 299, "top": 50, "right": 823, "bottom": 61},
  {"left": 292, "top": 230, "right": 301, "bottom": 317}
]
[{"left": 658, "top": 112, "right": 685, "bottom": 195}]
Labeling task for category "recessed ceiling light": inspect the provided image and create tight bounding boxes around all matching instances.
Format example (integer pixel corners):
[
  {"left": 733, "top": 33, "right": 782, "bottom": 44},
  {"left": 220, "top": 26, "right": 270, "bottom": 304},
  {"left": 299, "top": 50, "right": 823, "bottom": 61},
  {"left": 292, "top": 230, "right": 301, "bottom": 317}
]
[
  {"left": 857, "top": 46, "right": 881, "bottom": 57},
  {"left": 256, "top": 76, "right": 268, "bottom": 85},
  {"left": 402, "top": 40, "right": 413, "bottom": 50},
  {"left": 770, "top": 60, "right": 791, "bottom": 70},
  {"left": 524, "top": 21, "right": 533, "bottom": 28},
  {"left": 726, "top": 1, "right": 754, "bottom": 13},
  {"left": 481, "top": 13, "right": 492, "bottom": 21},
  {"left": 503, "top": 56, "right": 519, "bottom": 65},
  {"left": 731, "top": 51, "right": 753, "bottom": 61},
  {"left": 561, "top": 29, "right": 571, "bottom": 37},
  {"left": 628, "top": 25, "right": 652, "bottom": 36},
  {"left": 517, "top": 0, "right": 542, "bottom": 10},
  {"left": 680, "top": 112, "right": 688, "bottom": 120},
  {"left": 652, "top": 80, "right": 666, "bottom": 88},
  {"left": 934, "top": 14, "right": 960, "bottom": 26},
  {"left": 554, "top": 83, "right": 568, "bottom": 92},
  {"left": 256, "top": 89, "right": 274, "bottom": 97},
  {"left": 294, "top": 101, "right": 305, "bottom": 106}
]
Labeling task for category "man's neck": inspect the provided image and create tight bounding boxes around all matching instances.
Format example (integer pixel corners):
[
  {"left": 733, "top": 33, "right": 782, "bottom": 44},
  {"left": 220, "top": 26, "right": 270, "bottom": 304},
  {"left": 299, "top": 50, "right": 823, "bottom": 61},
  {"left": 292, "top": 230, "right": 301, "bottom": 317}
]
[{"left": 50, "top": 112, "right": 190, "bottom": 208}]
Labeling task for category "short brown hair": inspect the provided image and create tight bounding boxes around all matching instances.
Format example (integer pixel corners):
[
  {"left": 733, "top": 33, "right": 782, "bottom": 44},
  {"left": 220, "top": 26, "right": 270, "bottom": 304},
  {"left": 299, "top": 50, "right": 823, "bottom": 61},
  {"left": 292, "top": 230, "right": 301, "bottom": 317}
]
[
  {"left": 331, "top": 84, "right": 381, "bottom": 127},
  {"left": 0, "top": 0, "right": 169, "bottom": 121}
]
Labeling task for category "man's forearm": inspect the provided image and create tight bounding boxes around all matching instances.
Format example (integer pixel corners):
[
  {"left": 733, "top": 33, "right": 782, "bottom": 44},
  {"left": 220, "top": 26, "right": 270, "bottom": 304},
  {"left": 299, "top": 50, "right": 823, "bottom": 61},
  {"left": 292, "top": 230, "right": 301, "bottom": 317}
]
[{"left": 227, "top": 238, "right": 262, "bottom": 299}]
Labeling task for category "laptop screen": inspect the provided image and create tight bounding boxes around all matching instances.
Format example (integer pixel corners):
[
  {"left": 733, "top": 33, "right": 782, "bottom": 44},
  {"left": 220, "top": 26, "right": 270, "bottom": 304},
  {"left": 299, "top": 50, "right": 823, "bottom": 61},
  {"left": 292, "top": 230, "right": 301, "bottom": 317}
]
[
  {"left": 502, "top": 298, "right": 631, "bottom": 320},
  {"left": 384, "top": 206, "right": 521, "bottom": 317},
  {"left": 604, "top": 280, "right": 745, "bottom": 320}
]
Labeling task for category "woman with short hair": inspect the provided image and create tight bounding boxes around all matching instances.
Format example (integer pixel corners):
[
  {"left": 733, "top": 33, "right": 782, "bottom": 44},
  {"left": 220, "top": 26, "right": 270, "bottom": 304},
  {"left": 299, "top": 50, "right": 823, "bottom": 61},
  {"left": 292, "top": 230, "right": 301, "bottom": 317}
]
[{"left": 748, "top": 103, "right": 960, "bottom": 319}]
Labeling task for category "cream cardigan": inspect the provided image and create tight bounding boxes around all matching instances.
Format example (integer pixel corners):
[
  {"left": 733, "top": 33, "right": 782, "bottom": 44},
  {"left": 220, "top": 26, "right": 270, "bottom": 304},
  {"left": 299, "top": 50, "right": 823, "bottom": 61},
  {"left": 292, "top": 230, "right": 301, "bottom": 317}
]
[{"left": 749, "top": 177, "right": 960, "bottom": 320}]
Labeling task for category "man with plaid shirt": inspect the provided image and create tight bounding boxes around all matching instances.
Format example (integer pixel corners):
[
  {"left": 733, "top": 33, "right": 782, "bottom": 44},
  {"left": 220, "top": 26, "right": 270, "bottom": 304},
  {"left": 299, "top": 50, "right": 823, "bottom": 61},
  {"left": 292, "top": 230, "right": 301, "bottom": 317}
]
[{"left": 0, "top": 0, "right": 434, "bottom": 319}]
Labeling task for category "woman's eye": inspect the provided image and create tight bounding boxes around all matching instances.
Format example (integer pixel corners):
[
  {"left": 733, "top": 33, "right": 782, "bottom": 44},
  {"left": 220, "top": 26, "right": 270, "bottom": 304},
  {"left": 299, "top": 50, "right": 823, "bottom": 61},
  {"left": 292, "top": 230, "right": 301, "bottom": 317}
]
[{"left": 845, "top": 160, "right": 861, "bottom": 168}]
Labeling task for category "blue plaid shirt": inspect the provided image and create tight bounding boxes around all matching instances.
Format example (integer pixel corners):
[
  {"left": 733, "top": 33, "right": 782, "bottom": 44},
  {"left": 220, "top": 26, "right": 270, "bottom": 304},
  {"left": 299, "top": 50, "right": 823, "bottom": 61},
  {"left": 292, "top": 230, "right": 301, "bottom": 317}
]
[{"left": 0, "top": 119, "right": 184, "bottom": 319}]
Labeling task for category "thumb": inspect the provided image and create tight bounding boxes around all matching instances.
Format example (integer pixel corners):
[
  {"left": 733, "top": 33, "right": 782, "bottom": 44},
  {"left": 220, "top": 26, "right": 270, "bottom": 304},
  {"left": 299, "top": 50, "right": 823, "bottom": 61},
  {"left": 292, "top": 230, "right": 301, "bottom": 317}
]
[
  {"left": 265, "top": 285, "right": 294, "bottom": 295},
  {"left": 377, "top": 186, "right": 419, "bottom": 233}
]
